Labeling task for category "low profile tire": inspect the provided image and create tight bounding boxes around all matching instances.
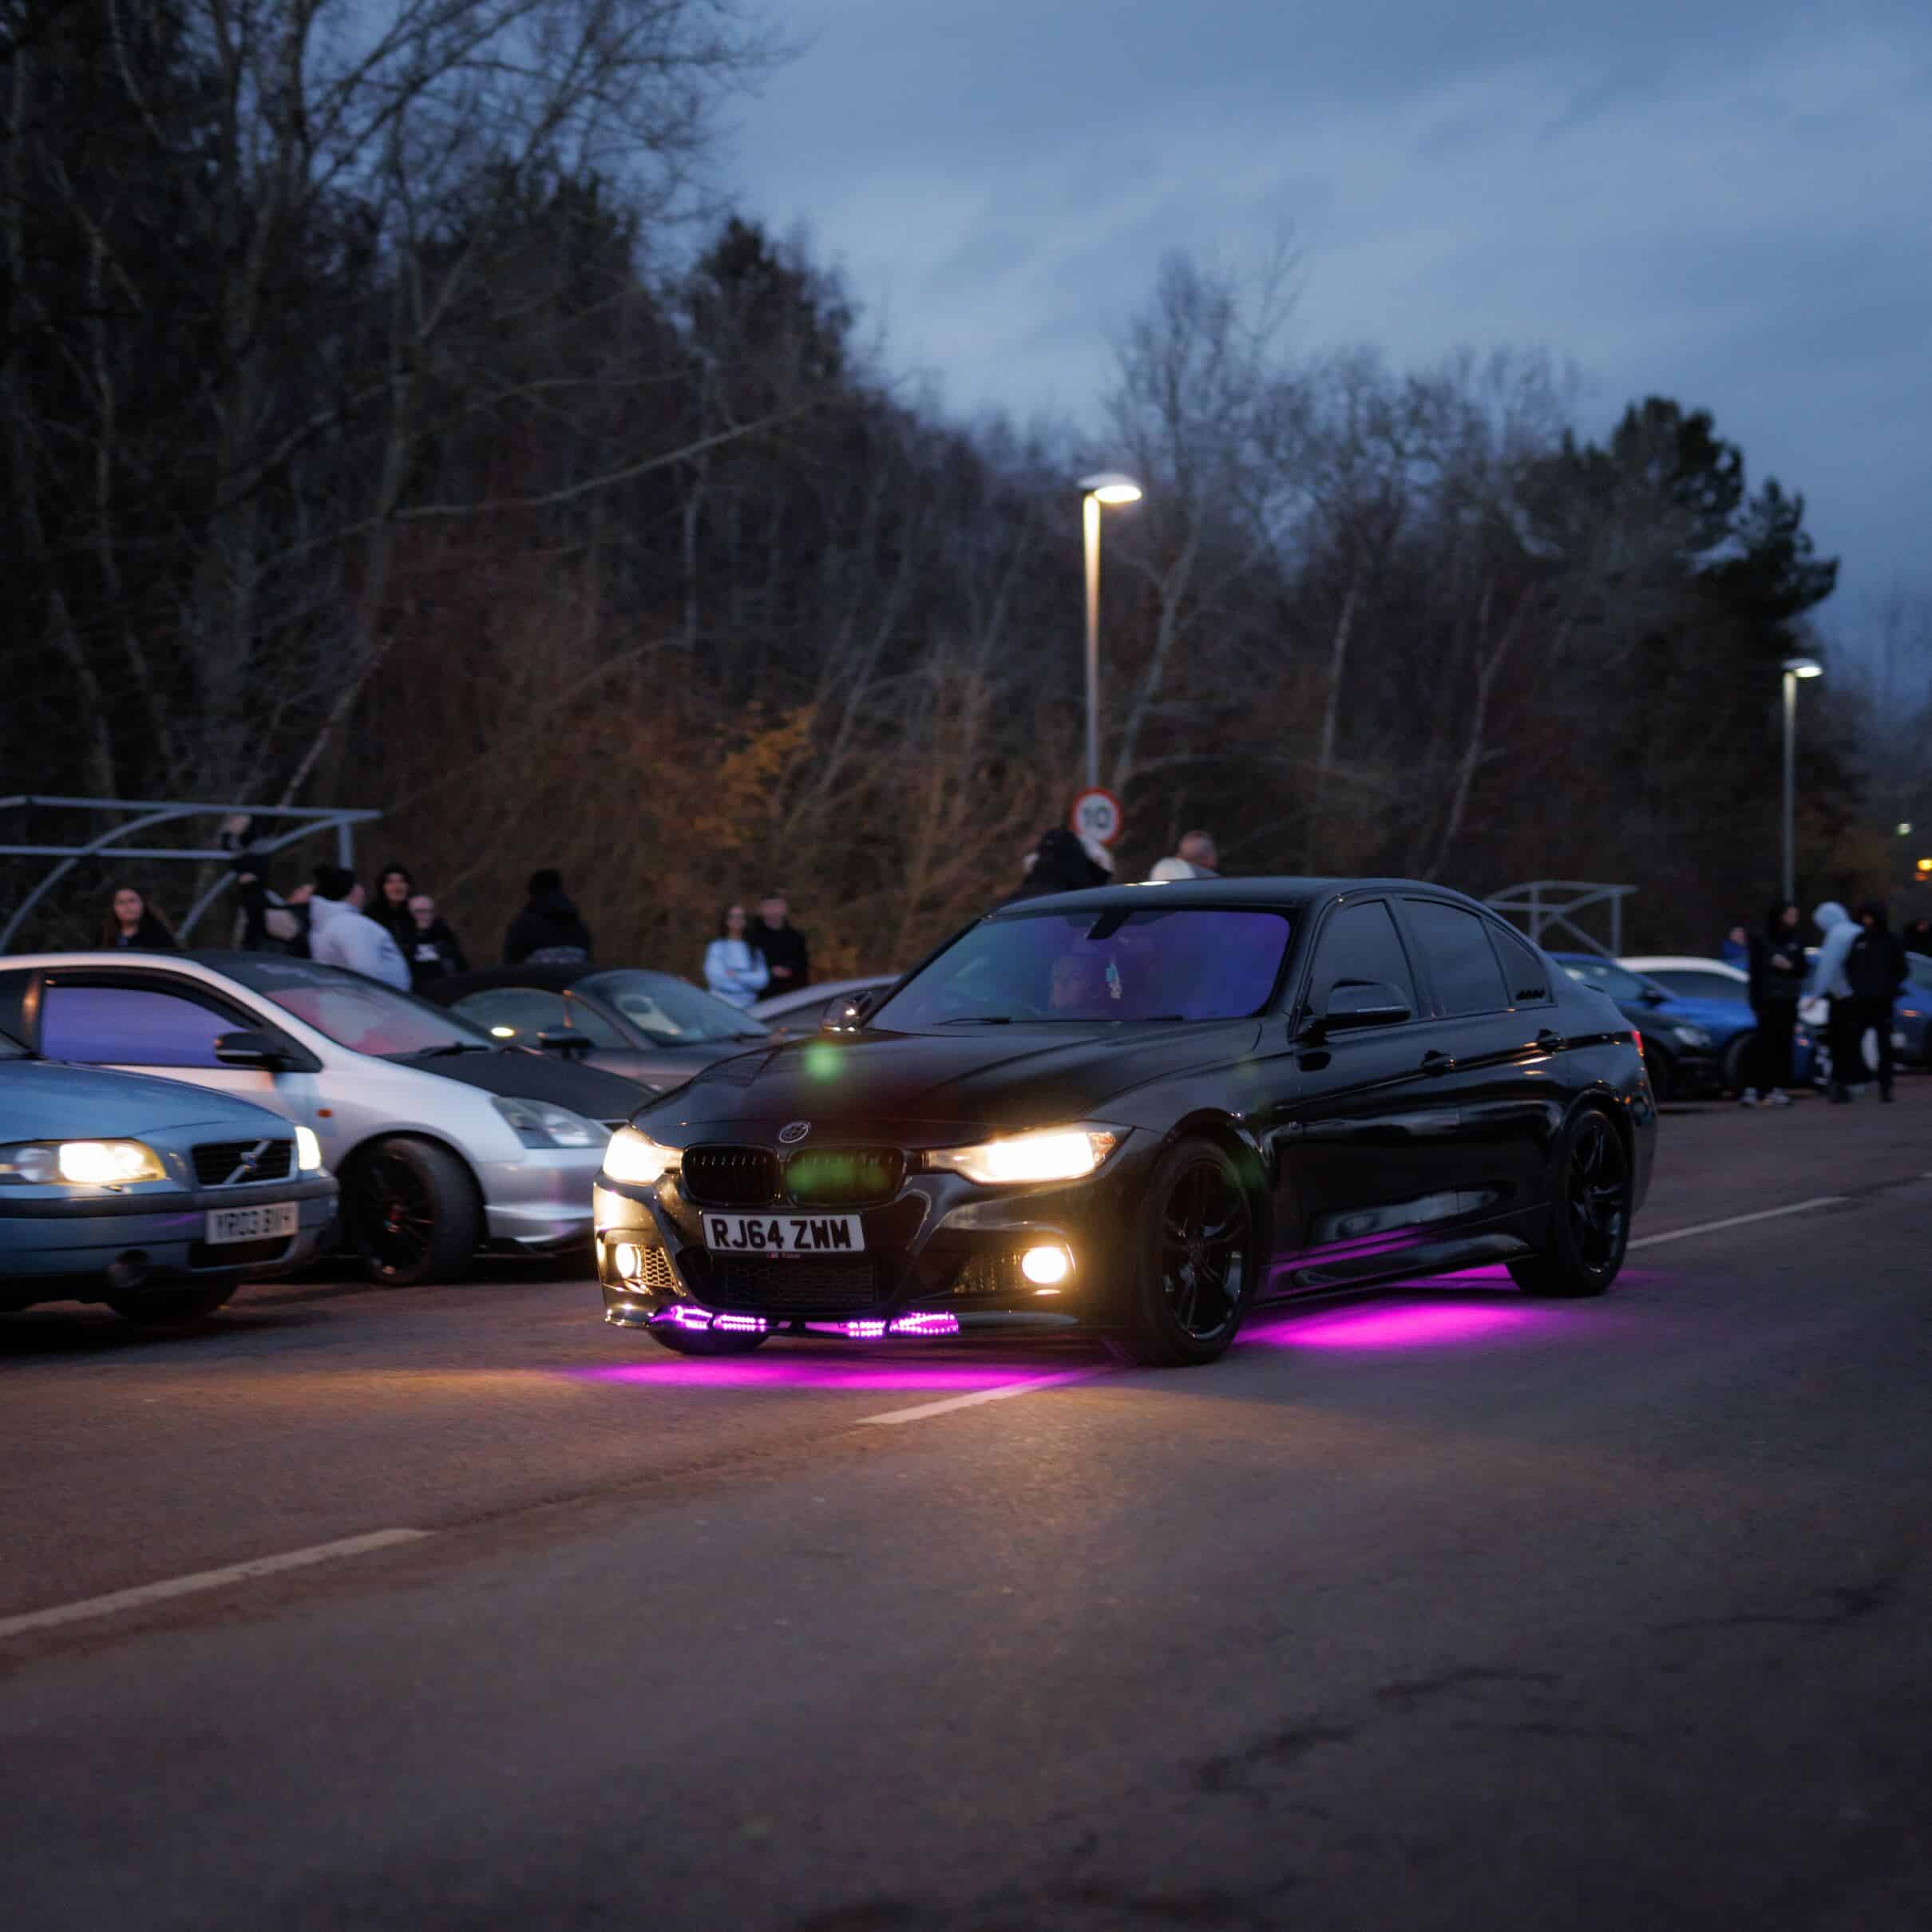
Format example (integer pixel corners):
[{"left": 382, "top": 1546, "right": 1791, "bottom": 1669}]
[
  {"left": 106, "top": 1283, "right": 239, "bottom": 1326},
  {"left": 1508, "top": 1108, "right": 1631, "bottom": 1300},
  {"left": 1107, "top": 1136, "right": 1255, "bottom": 1368},
  {"left": 643, "top": 1321, "right": 769, "bottom": 1356},
  {"left": 352, "top": 1137, "right": 481, "bottom": 1286},
  {"left": 1720, "top": 1031, "right": 1755, "bottom": 1095}
]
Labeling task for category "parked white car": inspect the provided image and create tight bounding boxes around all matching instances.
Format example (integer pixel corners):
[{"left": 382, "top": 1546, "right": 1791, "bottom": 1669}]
[{"left": 0, "top": 952, "right": 651, "bottom": 1284}]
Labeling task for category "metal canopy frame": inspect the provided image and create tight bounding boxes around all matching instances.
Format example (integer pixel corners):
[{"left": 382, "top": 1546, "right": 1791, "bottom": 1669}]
[
  {"left": 0, "top": 795, "right": 382, "bottom": 950},
  {"left": 1483, "top": 880, "right": 1637, "bottom": 959}
]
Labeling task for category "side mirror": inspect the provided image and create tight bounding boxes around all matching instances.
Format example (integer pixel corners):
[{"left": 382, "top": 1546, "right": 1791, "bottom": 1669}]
[
  {"left": 534, "top": 1028, "right": 593, "bottom": 1059},
  {"left": 823, "top": 990, "right": 881, "bottom": 1033},
  {"left": 214, "top": 1028, "right": 291, "bottom": 1070},
  {"left": 1316, "top": 980, "right": 1412, "bottom": 1033},
  {"left": 1641, "top": 988, "right": 1669, "bottom": 1007}
]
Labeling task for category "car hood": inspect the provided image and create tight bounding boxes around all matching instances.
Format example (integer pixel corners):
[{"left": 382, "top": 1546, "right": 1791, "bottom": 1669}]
[
  {"left": 642, "top": 1020, "right": 1265, "bottom": 1140},
  {"left": 0, "top": 1059, "right": 287, "bottom": 1140},
  {"left": 395, "top": 1047, "right": 651, "bottom": 1120},
  {"left": 1648, "top": 995, "right": 1748, "bottom": 1032}
]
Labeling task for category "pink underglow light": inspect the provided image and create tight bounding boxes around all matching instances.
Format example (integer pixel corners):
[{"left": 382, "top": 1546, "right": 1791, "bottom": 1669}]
[
  {"left": 889, "top": 1312, "right": 961, "bottom": 1336},
  {"left": 842, "top": 1320, "right": 889, "bottom": 1338},
  {"left": 655, "top": 1304, "right": 715, "bottom": 1331},
  {"left": 713, "top": 1312, "right": 769, "bottom": 1334},
  {"left": 577, "top": 1360, "right": 1077, "bottom": 1392},
  {"left": 1245, "top": 1300, "right": 1533, "bottom": 1350}
]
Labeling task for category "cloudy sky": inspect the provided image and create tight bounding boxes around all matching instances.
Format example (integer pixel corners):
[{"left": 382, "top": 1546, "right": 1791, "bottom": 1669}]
[{"left": 724, "top": 0, "right": 1932, "bottom": 613}]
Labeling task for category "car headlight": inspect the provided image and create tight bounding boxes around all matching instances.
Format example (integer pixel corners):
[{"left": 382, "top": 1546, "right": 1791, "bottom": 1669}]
[
  {"left": 491, "top": 1095, "right": 607, "bottom": 1149},
  {"left": 601, "top": 1127, "right": 680, "bottom": 1186},
  {"left": 295, "top": 1126, "right": 325, "bottom": 1172},
  {"left": 0, "top": 1139, "right": 168, "bottom": 1186},
  {"left": 925, "top": 1126, "right": 1120, "bottom": 1186},
  {"left": 1670, "top": 1024, "right": 1712, "bottom": 1048}
]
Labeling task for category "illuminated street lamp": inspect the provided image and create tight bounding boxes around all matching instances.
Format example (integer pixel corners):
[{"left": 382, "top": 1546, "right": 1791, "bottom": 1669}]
[
  {"left": 1079, "top": 472, "right": 1143, "bottom": 791},
  {"left": 1781, "top": 655, "right": 1823, "bottom": 903}
]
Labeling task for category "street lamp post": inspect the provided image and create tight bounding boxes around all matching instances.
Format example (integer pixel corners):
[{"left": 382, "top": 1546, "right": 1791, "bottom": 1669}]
[
  {"left": 1079, "top": 473, "right": 1142, "bottom": 792},
  {"left": 1781, "top": 655, "right": 1823, "bottom": 903}
]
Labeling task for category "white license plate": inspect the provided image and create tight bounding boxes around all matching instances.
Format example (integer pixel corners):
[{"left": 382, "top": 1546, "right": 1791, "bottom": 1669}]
[
  {"left": 204, "top": 1202, "right": 300, "bottom": 1245},
  {"left": 702, "top": 1212, "right": 865, "bottom": 1256},
  {"left": 1892, "top": 1031, "right": 1907, "bottom": 1048}
]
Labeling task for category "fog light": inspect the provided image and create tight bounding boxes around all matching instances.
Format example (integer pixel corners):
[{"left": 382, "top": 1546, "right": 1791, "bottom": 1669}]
[
  {"left": 1021, "top": 1244, "right": 1072, "bottom": 1286},
  {"left": 612, "top": 1242, "right": 643, "bottom": 1281}
]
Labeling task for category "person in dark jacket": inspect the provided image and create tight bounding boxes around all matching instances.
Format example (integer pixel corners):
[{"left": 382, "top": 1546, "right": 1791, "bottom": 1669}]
[
  {"left": 402, "top": 893, "right": 469, "bottom": 988},
  {"left": 1004, "top": 828, "right": 1110, "bottom": 904},
  {"left": 1843, "top": 898, "right": 1906, "bottom": 1102},
  {"left": 1742, "top": 900, "right": 1805, "bottom": 1106},
  {"left": 504, "top": 868, "right": 593, "bottom": 965},
  {"left": 370, "top": 863, "right": 418, "bottom": 952},
  {"left": 101, "top": 885, "right": 178, "bottom": 950},
  {"left": 751, "top": 893, "right": 810, "bottom": 992}
]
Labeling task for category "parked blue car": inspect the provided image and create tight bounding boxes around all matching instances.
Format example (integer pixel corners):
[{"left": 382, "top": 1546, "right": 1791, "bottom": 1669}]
[
  {"left": 0, "top": 1024, "right": 337, "bottom": 1323},
  {"left": 1546, "top": 953, "right": 1748, "bottom": 1099}
]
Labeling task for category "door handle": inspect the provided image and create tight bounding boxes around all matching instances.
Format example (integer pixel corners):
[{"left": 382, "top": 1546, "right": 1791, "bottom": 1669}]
[
  {"left": 1421, "top": 1048, "right": 1453, "bottom": 1074},
  {"left": 1536, "top": 1029, "right": 1563, "bottom": 1052}
]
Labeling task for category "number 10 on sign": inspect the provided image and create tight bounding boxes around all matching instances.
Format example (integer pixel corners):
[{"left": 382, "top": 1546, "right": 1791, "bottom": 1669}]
[{"left": 1070, "top": 788, "right": 1122, "bottom": 846}]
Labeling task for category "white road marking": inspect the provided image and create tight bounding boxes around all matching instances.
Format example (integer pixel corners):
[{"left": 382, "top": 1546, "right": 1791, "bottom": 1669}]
[
  {"left": 1629, "top": 1196, "right": 1847, "bottom": 1252},
  {"left": 860, "top": 1368, "right": 1108, "bottom": 1427},
  {"left": 0, "top": 1529, "right": 431, "bottom": 1643}
]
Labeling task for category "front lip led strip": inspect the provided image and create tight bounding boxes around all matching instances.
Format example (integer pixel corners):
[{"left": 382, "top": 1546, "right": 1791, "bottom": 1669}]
[{"left": 648, "top": 1308, "right": 960, "bottom": 1340}]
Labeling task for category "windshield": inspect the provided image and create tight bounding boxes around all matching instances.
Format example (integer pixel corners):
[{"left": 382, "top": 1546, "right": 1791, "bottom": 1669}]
[
  {"left": 225, "top": 958, "right": 497, "bottom": 1057},
  {"left": 583, "top": 970, "right": 770, "bottom": 1044},
  {"left": 1561, "top": 960, "right": 1653, "bottom": 1002},
  {"left": 872, "top": 907, "right": 1293, "bottom": 1028},
  {"left": 0, "top": 1026, "right": 27, "bottom": 1059}
]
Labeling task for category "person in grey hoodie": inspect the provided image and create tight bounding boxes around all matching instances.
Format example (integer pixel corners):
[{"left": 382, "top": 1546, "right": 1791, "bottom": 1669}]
[{"left": 1803, "top": 901, "right": 1860, "bottom": 1103}]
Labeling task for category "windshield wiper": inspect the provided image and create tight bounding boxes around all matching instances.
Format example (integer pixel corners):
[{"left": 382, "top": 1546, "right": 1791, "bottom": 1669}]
[
  {"left": 936, "top": 1014, "right": 1015, "bottom": 1025},
  {"left": 408, "top": 1041, "right": 496, "bottom": 1057}
]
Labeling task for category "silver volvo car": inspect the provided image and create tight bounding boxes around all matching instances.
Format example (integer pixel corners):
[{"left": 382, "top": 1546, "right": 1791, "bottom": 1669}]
[{"left": 0, "top": 952, "right": 651, "bottom": 1285}]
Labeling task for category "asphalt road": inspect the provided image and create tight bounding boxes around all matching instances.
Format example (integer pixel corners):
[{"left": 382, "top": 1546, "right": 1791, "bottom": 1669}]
[{"left": 4, "top": 1087, "right": 1930, "bottom": 1931}]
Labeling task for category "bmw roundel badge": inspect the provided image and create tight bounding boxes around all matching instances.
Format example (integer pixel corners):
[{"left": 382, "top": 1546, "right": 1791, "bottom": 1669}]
[{"left": 778, "top": 1121, "right": 813, "bottom": 1146}]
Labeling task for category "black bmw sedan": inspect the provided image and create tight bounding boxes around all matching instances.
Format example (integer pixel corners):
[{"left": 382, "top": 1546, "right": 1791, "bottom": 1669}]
[{"left": 592, "top": 879, "right": 1656, "bottom": 1367}]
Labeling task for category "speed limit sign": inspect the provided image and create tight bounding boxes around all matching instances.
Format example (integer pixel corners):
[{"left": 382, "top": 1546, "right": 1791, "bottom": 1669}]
[{"left": 1069, "top": 787, "right": 1123, "bottom": 846}]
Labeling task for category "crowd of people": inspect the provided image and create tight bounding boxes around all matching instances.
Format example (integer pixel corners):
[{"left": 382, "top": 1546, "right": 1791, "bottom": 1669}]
[
  {"left": 1740, "top": 898, "right": 1926, "bottom": 1107},
  {"left": 73, "top": 819, "right": 1932, "bottom": 1105}
]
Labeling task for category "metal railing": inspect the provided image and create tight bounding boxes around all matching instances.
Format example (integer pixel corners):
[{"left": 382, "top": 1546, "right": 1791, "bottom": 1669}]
[
  {"left": 1483, "top": 880, "right": 1636, "bottom": 959},
  {"left": 0, "top": 796, "right": 382, "bottom": 950}
]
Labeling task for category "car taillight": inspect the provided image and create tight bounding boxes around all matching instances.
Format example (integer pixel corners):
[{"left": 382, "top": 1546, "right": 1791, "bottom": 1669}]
[{"left": 1630, "top": 1029, "right": 1645, "bottom": 1060}]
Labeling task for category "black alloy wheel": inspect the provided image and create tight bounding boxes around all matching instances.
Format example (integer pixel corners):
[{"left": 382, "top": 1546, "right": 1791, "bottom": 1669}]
[
  {"left": 1110, "top": 1136, "right": 1253, "bottom": 1367},
  {"left": 1508, "top": 1108, "right": 1630, "bottom": 1299},
  {"left": 354, "top": 1137, "right": 481, "bottom": 1286},
  {"left": 1720, "top": 1031, "right": 1756, "bottom": 1095}
]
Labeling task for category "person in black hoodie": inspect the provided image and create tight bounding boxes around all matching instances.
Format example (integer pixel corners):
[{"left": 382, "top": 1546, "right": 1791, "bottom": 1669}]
[
  {"left": 1743, "top": 900, "right": 1806, "bottom": 1106},
  {"left": 1004, "top": 827, "right": 1111, "bottom": 905},
  {"left": 504, "top": 868, "right": 594, "bottom": 965},
  {"left": 1843, "top": 898, "right": 1906, "bottom": 1102},
  {"left": 370, "top": 862, "right": 418, "bottom": 952}
]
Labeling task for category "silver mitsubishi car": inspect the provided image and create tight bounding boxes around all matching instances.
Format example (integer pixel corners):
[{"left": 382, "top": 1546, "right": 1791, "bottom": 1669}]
[{"left": 0, "top": 952, "right": 651, "bottom": 1285}]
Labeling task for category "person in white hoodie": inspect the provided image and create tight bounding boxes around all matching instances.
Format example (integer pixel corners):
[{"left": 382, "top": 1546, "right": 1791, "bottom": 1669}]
[
  {"left": 1802, "top": 901, "right": 1859, "bottom": 1103},
  {"left": 306, "top": 865, "right": 412, "bottom": 991},
  {"left": 703, "top": 903, "right": 770, "bottom": 1010}
]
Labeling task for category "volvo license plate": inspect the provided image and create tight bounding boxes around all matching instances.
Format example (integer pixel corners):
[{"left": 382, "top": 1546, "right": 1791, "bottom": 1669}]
[
  {"left": 702, "top": 1212, "right": 865, "bottom": 1256},
  {"left": 204, "top": 1202, "right": 300, "bottom": 1245}
]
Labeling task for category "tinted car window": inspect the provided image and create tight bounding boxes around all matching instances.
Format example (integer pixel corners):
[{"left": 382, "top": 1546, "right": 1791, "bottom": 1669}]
[
  {"left": 874, "top": 908, "right": 1292, "bottom": 1027},
  {"left": 1645, "top": 968, "right": 1748, "bottom": 1003},
  {"left": 562, "top": 992, "right": 627, "bottom": 1047},
  {"left": 42, "top": 984, "right": 228, "bottom": 1067},
  {"left": 1491, "top": 924, "right": 1552, "bottom": 1007},
  {"left": 1306, "top": 901, "right": 1416, "bottom": 1015},
  {"left": 455, "top": 986, "right": 571, "bottom": 1044},
  {"left": 1559, "top": 959, "right": 1652, "bottom": 1004},
  {"left": 581, "top": 970, "right": 769, "bottom": 1044},
  {"left": 1403, "top": 900, "right": 1510, "bottom": 1017}
]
